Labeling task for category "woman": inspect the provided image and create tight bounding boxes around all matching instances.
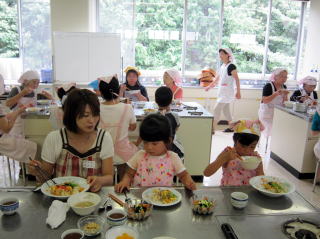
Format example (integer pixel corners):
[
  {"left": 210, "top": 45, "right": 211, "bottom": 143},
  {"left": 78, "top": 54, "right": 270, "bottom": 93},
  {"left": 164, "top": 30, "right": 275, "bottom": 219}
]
[
  {"left": 258, "top": 68, "right": 289, "bottom": 137},
  {"left": 6, "top": 71, "right": 50, "bottom": 137},
  {"left": 163, "top": 69, "right": 183, "bottom": 101},
  {"left": 205, "top": 48, "right": 241, "bottom": 133},
  {"left": 0, "top": 76, "right": 37, "bottom": 162},
  {"left": 99, "top": 75, "right": 138, "bottom": 179},
  {"left": 119, "top": 66, "right": 148, "bottom": 101},
  {"left": 29, "top": 89, "right": 114, "bottom": 192},
  {"left": 290, "top": 76, "right": 317, "bottom": 105}
]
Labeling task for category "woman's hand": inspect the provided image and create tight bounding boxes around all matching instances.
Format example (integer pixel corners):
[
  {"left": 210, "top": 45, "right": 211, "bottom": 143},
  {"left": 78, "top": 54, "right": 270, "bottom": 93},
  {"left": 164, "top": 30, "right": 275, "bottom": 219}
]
[
  {"left": 134, "top": 92, "right": 147, "bottom": 101},
  {"left": 21, "top": 86, "right": 34, "bottom": 96},
  {"left": 87, "top": 176, "right": 104, "bottom": 192},
  {"left": 40, "top": 90, "right": 54, "bottom": 100},
  {"left": 114, "top": 181, "right": 130, "bottom": 193},
  {"left": 235, "top": 91, "right": 241, "bottom": 99}
]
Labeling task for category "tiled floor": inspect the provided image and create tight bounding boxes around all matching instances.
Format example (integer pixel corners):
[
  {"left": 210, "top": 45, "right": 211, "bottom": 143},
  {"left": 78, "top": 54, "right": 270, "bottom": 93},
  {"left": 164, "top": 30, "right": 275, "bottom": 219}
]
[{"left": 1, "top": 131, "right": 319, "bottom": 208}]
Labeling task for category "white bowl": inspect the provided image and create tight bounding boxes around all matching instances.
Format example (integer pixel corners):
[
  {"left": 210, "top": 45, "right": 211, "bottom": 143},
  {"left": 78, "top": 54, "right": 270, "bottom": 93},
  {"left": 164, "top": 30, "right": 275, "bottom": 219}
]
[
  {"left": 61, "top": 229, "right": 84, "bottom": 239},
  {"left": 105, "top": 225, "right": 138, "bottom": 239},
  {"left": 249, "top": 176, "right": 295, "bottom": 198},
  {"left": 230, "top": 192, "right": 248, "bottom": 209},
  {"left": 284, "top": 101, "right": 293, "bottom": 108},
  {"left": 240, "top": 156, "right": 262, "bottom": 170},
  {"left": 68, "top": 192, "right": 101, "bottom": 216},
  {"left": 0, "top": 197, "right": 19, "bottom": 215},
  {"left": 106, "top": 208, "right": 127, "bottom": 226}
]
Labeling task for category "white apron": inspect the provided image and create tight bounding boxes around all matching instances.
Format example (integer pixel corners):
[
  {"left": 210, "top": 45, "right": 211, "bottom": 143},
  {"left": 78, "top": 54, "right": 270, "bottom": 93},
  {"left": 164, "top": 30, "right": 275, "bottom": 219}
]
[
  {"left": 217, "top": 63, "right": 235, "bottom": 103},
  {"left": 9, "top": 86, "right": 36, "bottom": 137},
  {"left": 258, "top": 83, "right": 285, "bottom": 136}
]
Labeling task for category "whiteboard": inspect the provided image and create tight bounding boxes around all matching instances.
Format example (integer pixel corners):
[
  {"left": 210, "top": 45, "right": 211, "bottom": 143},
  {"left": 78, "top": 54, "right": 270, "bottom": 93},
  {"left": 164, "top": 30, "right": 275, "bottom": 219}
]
[{"left": 53, "top": 32, "right": 121, "bottom": 83}]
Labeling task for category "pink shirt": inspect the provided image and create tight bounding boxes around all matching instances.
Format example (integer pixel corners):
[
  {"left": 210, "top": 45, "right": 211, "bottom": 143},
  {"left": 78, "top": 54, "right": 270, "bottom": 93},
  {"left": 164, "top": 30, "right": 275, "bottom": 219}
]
[{"left": 170, "top": 84, "right": 183, "bottom": 100}]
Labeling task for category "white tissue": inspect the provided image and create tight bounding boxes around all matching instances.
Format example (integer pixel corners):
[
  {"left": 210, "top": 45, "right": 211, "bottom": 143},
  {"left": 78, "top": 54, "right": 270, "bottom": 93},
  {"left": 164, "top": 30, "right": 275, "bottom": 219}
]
[{"left": 46, "top": 200, "right": 70, "bottom": 229}]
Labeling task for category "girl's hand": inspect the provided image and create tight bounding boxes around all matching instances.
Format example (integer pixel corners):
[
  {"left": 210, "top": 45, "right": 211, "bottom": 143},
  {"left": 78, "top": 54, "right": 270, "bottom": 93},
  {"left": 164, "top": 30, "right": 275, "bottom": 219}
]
[
  {"left": 235, "top": 91, "right": 241, "bottom": 99},
  {"left": 221, "top": 147, "right": 240, "bottom": 163},
  {"left": 114, "top": 181, "right": 130, "bottom": 193},
  {"left": 251, "top": 151, "right": 262, "bottom": 159},
  {"left": 87, "top": 176, "right": 103, "bottom": 192},
  {"left": 185, "top": 180, "right": 197, "bottom": 191}
]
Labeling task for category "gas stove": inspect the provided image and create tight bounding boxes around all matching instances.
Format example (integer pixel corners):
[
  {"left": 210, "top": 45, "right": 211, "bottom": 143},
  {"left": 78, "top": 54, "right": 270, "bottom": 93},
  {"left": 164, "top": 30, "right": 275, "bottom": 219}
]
[{"left": 282, "top": 218, "right": 320, "bottom": 239}]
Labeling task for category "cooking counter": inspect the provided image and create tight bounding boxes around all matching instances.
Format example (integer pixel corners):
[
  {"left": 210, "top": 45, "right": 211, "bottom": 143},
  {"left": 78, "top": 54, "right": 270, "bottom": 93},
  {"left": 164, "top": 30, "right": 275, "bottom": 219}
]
[
  {"left": 271, "top": 106, "right": 318, "bottom": 179},
  {"left": 23, "top": 102, "right": 213, "bottom": 179},
  {"left": 0, "top": 186, "right": 319, "bottom": 239}
]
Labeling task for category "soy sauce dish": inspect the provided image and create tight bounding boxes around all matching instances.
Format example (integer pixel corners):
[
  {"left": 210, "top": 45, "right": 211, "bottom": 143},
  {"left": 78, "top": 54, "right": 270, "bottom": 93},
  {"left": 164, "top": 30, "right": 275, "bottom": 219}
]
[
  {"left": 0, "top": 197, "right": 19, "bottom": 215},
  {"left": 61, "top": 229, "right": 84, "bottom": 239},
  {"left": 106, "top": 208, "right": 127, "bottom": 226}
]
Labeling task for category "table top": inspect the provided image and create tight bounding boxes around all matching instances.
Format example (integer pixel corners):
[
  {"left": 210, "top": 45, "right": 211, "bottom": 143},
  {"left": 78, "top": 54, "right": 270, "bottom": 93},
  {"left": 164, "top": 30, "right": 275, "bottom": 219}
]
[
  {"left": 0, "top": 186, "right": 318, "bottom": 239},
  {"left": 275, "top": 105, "right": 314, "bottom": 122}
]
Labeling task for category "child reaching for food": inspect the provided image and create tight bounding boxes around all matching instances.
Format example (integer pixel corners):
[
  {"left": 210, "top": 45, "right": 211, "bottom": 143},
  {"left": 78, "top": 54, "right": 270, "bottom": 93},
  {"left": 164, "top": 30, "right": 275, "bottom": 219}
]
[
  {"left": 204, "top": 120, "right": 264, "bottom": 186},
  {"left": 115, "top": 114, "right": 196, "bottom": 192}
]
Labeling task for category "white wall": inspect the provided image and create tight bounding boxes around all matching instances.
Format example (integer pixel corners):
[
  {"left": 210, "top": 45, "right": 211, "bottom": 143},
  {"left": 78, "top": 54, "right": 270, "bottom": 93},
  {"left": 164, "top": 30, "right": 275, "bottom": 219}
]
[{"left": 302, "top": 0, "right": 320, "bottom": 78}]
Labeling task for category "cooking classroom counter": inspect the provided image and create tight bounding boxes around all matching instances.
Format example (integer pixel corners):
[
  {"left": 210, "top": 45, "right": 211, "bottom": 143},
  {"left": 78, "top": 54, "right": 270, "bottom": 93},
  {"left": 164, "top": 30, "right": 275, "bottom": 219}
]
[
  {"left": 23, "top": 102, "right": 213, "bottom": 180},
  {"left": 271, "top": 105, "right": 318, "bottom": 179},
  {"left": 0, "top": 186, "right": 319, "bottom": 239}
]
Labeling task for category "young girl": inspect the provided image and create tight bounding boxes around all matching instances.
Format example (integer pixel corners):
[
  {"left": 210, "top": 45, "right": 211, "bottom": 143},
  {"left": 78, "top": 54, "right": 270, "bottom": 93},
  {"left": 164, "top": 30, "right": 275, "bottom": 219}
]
[
  {"left": 204, "top": 120, "right": 264, "bottom": 186},
  {"left": 205, "top": 48, "right": 241, "bottom": 133},
  {"left": 98, "top": 75, "right": 138, "bottom": 178},
  {"left": 163, "top": 69, "right": 183, "bottom": 100},
  {"left": 155, "top": 86, "right": 184, "bottom": 159},
  {"left": 115, "top": 114, "right": 196, "bottom": 193},
  {"left": 290, "top": 76, "right": 317, "bottom": 105},
  {"left": 29, "top": 89, "right": 114, "bottom": 192},
  {"left": 119, "top": 66, "right": 149, "bottom": 102}
]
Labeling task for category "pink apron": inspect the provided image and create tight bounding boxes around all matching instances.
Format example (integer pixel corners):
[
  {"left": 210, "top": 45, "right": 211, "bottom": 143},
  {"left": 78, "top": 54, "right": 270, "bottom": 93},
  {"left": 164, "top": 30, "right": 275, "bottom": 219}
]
[
  {"left": 55, "top": 128, "right": 105, "bottom": 177},
  {"left": 133, "top": 152, "right": 175, "bottom": 187},
  {"left": 221, "top": 159, "right": 257, "bottom": 186},
  {"left": 100, "top": 104, "right": 137, "bottom": 164},
  {"left": 258, "top": 83, "right": 285, "bottom": 136},
  {"left": 9, "top": 86, "right": 36, "bottom": 137}
]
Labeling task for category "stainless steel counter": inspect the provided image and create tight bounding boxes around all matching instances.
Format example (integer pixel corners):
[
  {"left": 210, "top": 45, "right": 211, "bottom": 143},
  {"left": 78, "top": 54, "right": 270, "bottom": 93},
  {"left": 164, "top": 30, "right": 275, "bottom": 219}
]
[
  {"left": 275, "top": 105, "right": 314, "bottom": 122},
  {"left": 0, "top": 186, "right": 318, "bottom": 239}
]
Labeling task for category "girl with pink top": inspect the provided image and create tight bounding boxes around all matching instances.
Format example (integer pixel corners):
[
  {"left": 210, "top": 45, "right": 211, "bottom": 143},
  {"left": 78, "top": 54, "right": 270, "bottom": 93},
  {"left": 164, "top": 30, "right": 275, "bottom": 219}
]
[
  {"left": 115, "top": 114, "right": 196, "bottom": 192},
  {"left": 163, "top": 69, "right": 183, "bottom": 100},
  {"left": 204, "top": 120, "right": 265, "bottom": 186}
]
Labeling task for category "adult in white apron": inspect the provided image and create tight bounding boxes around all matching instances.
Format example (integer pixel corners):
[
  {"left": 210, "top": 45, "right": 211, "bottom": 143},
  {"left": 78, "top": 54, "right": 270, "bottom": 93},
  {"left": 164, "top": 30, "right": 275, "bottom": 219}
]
[
  {"left": 0, "top": 76, "right": 37, "bottom": 162},
  {"left": 29, "top": 89, "right": 114, "bottom": 192},
  {"left": 98, "top": 75, "right": 138, "bottom": 179},
  {"left": 290, "top": 76, "right": 318, "bottom": 105},
  {"left": 6, "top": 71, "right": 40, "bottom": 137},
  {"left": 258, "top": 68, "right": 289, "bottom": 137},
  {"left": 163, "top": 69, "right": 183, "bottom": 101},
  {"left": 205, "top": 48, "right": 241, "bottom": 133}
]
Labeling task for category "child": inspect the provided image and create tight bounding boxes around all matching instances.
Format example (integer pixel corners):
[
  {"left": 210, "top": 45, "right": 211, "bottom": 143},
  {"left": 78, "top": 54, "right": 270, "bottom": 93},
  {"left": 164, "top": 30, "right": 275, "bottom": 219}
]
[
  {"left": 163, "top": 69, "right": 183, "bottom": 100},
  {"left": 205, "top": 48, "right": 241, "bottom": 133},
  {"left": 98, "top": 75, "right": 138, "bottom": 179},
  {"left": 204, "top": 120, "right": 264, "bottom": 186},
  {"left": 115, "top": 114, "right": 196, "bottom": 192},
  {"left": 155, "top": 86, "right": 184, "bottom": 159},
  {"left": 290, "top": 76, "right": 318, "bottom": 105}
]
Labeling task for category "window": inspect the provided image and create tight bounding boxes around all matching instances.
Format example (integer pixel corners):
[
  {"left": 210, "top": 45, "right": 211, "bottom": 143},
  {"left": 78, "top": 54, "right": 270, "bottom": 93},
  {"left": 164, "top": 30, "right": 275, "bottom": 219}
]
[
  {"left": 135, "top": 0, "right": 184, "bottom": 71},
  {"left": 98, "top": 0, "right": 309, "bottom": 84},
  {"left": 20, "top": 0, "right": 52, "bottom": 71},
  {"left": 267, "top": 0, "right": 301, "bottom": 74},
  {"left": 223, "top": 0, "right": 268, "bottom": 74},
  {"left": 185, "top": 0, "right": 221, "bottom": 74},
  {"left": 0, "top": 0, "right": 19, "bottom": 58}
]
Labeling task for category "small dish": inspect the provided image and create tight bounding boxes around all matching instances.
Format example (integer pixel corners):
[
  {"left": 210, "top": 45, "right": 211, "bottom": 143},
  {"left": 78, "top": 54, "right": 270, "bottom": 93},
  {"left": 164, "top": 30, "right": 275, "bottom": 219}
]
[
  {"left": 77, "top": 215, "right": 105, "bottom": 237},
  {"left": 0, "top": 197, "right": 19, "bottom": 215},
  {"left": 124, "top": 199, "right": 153, "bottom": 220},
  {"left": 106, "top": 208, "right": 127, "bottom": 226},
  {"left": 61, "top": 229, "right": 84, "bottom": 239},
  {"left": 230, "top": 192, "right": 248, "bottom": 209},
  {"left": 105, "top": 225, "right": 138, "bottom": 239}
]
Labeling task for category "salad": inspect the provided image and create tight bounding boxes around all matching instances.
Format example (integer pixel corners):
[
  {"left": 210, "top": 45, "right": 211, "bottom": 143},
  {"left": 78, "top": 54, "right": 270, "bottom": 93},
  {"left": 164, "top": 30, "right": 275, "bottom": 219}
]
[
  {"left": 261, "top": 179, "right": 287, "bottom": 193},
  {"left": 192, "top": 196, "right": 215, "bottom": 215}
]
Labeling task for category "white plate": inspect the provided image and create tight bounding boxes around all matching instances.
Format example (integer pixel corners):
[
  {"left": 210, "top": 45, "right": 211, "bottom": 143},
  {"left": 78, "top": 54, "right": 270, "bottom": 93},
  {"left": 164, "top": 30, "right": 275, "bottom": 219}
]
[
  {"left": 41, "top": 176, "right": 90, "bottom": 199},
  {"left": 26, "top": 107, "right": 42, "bottom": 113},
  {"left": 249, "top": 176, "right": 295, "bottom": 198},
  {"left": 37, "top": 100, "right": 51, "bottom": 105},
  {"left": 105, "top": 225, "right": 138, "bottom": 239},
  {"left": 142, "top": 187, "right": 182, "bottom": 207}
]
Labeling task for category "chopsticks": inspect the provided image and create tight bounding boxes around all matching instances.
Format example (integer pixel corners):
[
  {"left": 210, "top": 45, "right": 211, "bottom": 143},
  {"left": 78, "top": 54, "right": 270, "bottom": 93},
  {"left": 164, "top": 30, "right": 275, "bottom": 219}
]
[
  {"left": 108, "top": 193, "right": 125, "bottom": 207},
  {"left": 29, "top": 157, "right": 57, "bottom": 186}
]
